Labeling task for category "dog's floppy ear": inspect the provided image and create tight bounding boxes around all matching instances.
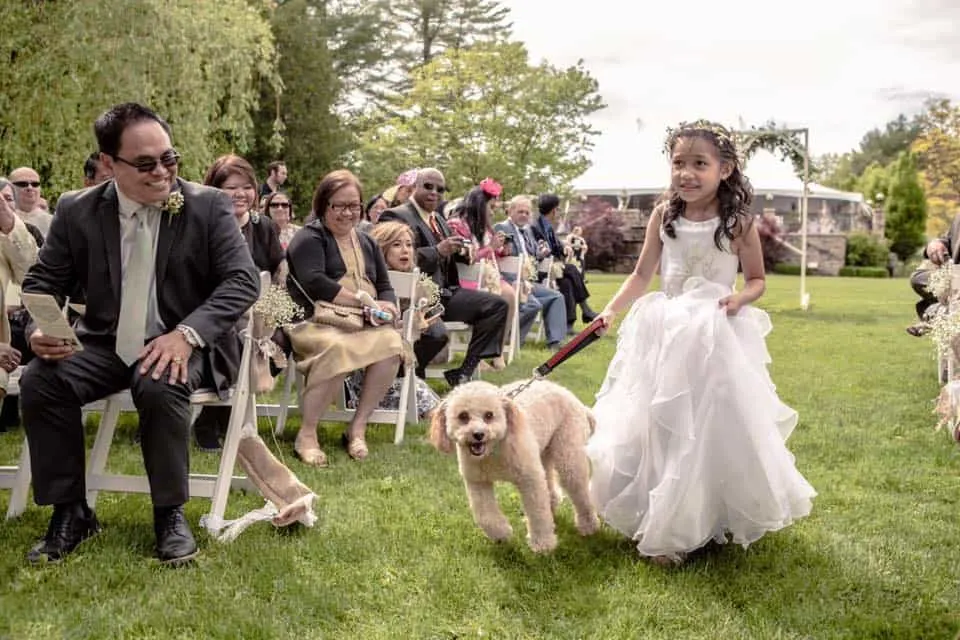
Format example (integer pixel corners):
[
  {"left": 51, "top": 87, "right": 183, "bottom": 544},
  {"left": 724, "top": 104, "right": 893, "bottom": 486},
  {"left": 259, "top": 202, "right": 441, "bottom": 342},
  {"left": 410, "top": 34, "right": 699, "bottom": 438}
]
[
  {"left": 429, "top": 399, "right": 454, "bottom": 454},
  {"left": 502, "top": 396, "right": 525, "bottom": 437}
]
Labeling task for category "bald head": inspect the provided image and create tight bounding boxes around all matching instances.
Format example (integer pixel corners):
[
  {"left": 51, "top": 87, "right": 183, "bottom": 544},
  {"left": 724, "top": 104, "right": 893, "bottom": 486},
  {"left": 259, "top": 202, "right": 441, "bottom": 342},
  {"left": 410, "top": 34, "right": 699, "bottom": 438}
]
[
  {"left": 413, "top": 167, "right": 446, "bottom": 213},
  {"left": 9, "top": 166, "right": 41, "bottom": 211}
]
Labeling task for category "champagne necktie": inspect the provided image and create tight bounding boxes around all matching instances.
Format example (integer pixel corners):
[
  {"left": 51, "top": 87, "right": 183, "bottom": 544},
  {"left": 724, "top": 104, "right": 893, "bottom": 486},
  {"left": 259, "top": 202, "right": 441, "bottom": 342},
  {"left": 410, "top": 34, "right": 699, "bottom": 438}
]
[{"left": 115, "top": 207, "right": 155, "bottom": 365}]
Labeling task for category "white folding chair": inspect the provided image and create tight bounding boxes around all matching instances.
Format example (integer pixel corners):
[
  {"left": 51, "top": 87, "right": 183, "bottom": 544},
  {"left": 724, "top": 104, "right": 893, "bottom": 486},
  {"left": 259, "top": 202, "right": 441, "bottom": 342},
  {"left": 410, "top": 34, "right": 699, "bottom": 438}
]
[
  {"left": 1, "top": 273, "right": 271, "bottom": 530},
  {"left": 538, "top": 256, "right": 558, "bottom": 291},
  {"left": 422, "top": 260, "right": 482, "bottom": 379},
  {"left": 266, "top": 269, "right": 421, "bottom": 444},
  {"left": 496, "top": 255, "right": 525, "bottom": 361}
]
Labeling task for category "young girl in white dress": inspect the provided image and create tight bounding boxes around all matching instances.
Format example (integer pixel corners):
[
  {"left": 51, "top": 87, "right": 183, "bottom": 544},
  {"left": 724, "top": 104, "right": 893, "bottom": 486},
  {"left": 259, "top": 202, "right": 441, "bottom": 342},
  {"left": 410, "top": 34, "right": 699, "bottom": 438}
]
[{"left": 587, "top": 120, "right": 816, "bottom": 565}]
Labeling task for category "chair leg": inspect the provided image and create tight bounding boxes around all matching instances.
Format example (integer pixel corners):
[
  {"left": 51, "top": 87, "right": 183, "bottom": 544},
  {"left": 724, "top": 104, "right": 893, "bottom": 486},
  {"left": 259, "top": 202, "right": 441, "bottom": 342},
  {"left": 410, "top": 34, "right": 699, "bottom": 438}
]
[
  {"left": 7, "top": 439, "right": 32, "bottom": 519},
  {"left": 394, "top": 373, "right": 414, "bottom": 445},
  {"left": 206, "top": 390, "right": 253, "bottom": 534},
  {"left": 85, "top": 398, "right": 123, "bottom": 509}
]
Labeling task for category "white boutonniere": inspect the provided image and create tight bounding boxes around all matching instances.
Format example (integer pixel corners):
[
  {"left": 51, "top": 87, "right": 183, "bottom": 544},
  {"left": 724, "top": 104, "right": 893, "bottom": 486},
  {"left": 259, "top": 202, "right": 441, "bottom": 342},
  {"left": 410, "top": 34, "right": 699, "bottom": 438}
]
[{"left": 163, "top": 191, "right": 185, "bottom": 225}]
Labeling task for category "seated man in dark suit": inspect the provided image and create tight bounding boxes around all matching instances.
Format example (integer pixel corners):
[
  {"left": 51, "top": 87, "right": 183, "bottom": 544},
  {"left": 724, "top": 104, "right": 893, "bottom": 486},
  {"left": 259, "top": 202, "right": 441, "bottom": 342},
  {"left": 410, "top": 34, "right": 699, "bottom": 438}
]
[
  {"left": 19, "top": 102, "right": 259, "bottom": 565},
  {"left": 531, "top": 194, "right": 597, "bottom": 333},
  {"left": 378, "top": 168, "right": 508, "bottom": 386}
]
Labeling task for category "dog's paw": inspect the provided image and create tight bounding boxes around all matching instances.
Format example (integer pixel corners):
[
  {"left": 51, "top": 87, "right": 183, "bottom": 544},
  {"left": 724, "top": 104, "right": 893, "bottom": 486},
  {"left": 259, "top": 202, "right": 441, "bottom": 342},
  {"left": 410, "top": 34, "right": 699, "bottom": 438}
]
[
  {"left": 527, "top": 532, "right": 558, "bottom": 554},
  {"left": 576, "top": 514, "right": 600, "bottom": 536},
  {"left": 482, "top": 520, "right": 514, "bottom": 542}
]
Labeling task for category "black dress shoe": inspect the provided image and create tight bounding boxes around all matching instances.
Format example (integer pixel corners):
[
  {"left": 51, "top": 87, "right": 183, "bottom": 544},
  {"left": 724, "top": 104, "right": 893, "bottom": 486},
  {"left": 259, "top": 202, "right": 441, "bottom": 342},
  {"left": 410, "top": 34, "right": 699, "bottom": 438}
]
[
  {"left": 26, "top": 502, "right": 101, "bottom": 564},
  {"left": 443, "top": 368, "right": 465, "bottom": 388},
  {"left": 582, "top": 310, "right": 598, "bottom": 323},
  {"left": 154, "top": 505, "right": 198, "bottom": 565}
]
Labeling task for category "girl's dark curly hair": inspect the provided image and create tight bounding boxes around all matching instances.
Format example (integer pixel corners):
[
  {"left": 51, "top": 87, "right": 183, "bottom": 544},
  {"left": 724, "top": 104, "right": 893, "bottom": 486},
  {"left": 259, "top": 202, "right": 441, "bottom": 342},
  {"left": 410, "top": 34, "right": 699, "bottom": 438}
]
[
  {"left": 659, "top": 120, "right": 753, "bottom": 251},
  {"left": 460, "top": 185, "right": 495, "bottom": 242}
]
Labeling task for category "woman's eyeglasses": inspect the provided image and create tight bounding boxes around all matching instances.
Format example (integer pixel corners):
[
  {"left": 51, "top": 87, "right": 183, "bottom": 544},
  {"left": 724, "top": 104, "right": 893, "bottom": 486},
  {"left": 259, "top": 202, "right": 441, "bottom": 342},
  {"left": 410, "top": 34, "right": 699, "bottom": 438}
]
[
  {"left": 112, "top": 149, "right": 181, "bottom": 173},
  {"left": 269, "top": 202, "right": 291, "bottom": 210},
  {"left": 329, "top": 202, "right": 362, "bottom": 215},
  {"left": 12, "top": 181, "right": 40, "bottom": 188},
  {"left": 422, "top": 182, "right": 447, "bottom": 194}
]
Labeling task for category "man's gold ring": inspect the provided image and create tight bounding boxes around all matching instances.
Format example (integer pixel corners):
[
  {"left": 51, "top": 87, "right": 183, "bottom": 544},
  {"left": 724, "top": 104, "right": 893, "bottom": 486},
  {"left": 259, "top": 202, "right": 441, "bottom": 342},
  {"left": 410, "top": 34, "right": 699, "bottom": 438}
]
[{"left": 173, "top": 357, "right": 183, "bottom": 364}]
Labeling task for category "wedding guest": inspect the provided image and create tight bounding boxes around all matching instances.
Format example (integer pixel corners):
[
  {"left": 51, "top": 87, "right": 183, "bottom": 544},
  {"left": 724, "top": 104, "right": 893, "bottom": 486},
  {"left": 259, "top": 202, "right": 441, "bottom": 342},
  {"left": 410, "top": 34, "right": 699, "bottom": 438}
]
[
  {"left": 192, "top": 154, "right": 283, "bottom": 451},
  {"left": 286, "top": 169, "right": 404, "bottom": 464},
  {"left": 18, "top": 102, "right": 258, "bottom": 565}
]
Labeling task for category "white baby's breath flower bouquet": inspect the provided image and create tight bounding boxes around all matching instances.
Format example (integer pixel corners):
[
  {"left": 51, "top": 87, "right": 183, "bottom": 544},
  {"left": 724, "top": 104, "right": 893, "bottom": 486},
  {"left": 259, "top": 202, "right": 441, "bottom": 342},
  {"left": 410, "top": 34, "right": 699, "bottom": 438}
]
[
  {"left": 250, "top": 284, "right": 302, "bottom": 392},
  {"left": 414, "top": 273, "right": 443, "bottom": 332},
  {"left": 925, "top": 263, "right": 960, "bottom": 360},
  {"left": 253, "top": 284, "right": 303, "bottom": 335}
]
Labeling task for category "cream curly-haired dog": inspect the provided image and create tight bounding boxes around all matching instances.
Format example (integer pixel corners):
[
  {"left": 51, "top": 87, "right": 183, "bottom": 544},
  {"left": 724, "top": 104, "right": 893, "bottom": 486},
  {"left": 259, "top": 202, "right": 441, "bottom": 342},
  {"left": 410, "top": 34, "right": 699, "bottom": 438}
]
[{"left": 430, "top": 378, "right": 599, "bottom": 553}]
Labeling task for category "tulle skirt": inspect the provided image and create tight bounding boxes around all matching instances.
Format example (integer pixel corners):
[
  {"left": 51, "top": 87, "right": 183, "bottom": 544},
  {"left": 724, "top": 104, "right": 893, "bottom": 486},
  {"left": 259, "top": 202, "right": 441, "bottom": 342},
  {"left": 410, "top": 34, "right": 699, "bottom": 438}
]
[{"left": 586, "top": 278, "right": 816, "bottom": 558}]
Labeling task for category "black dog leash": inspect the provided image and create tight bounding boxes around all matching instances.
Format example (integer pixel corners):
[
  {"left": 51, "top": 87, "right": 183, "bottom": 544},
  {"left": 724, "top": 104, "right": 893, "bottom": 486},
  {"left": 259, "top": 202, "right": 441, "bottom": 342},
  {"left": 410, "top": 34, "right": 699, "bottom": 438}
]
[{"left": 505, "top": 317, "right": 607, "bottom": 398}]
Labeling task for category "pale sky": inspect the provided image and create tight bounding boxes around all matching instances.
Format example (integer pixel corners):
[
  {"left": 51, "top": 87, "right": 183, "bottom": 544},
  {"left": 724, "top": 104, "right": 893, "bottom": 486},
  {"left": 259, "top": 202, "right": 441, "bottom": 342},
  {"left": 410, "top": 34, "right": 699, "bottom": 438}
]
[{"left": 505, "top": 0, "right": 960, "bottom": 190}]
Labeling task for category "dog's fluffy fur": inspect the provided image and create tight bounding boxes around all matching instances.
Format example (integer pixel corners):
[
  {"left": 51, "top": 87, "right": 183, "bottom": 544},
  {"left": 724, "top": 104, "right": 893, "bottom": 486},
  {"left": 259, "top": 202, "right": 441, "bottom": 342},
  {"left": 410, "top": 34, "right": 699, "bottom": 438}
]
[{"left": 430, "top": 379, "right": 599, "bottom": 553}]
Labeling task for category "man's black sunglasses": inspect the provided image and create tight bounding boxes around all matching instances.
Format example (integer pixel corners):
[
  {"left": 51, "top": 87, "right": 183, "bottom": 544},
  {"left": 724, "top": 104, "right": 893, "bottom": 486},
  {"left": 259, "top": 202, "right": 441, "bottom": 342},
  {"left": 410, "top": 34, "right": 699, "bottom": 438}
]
[
  {"left": 269, "top": 202, "right": 291, "bottom": 209},
  {"left": 422, "top": 182, "right": 447, "bottom": 194},
  {"left": 113, "top": 150, "right": 181, "bottom": 173},
  {"left": 12, "top": 181, "right": 40, "bottom": 188}
]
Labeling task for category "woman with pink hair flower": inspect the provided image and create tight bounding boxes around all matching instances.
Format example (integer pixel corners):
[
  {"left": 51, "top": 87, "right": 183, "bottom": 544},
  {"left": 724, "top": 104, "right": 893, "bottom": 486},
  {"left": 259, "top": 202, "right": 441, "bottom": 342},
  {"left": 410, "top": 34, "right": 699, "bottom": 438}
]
[{"left": 447, "top": 178, "right": 516, "bottom": 371}]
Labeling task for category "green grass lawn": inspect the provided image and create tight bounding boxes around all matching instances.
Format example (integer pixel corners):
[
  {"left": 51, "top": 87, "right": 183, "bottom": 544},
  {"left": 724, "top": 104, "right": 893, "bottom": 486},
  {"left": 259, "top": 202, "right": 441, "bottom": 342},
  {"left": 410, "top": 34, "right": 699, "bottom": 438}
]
[{"left": 1, "top": 273, "right": 957, "bottom": 639}]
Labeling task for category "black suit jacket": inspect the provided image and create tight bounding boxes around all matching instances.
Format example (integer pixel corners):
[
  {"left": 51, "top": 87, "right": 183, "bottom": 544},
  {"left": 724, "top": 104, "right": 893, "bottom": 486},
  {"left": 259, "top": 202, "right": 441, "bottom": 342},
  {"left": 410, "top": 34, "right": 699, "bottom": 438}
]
[
  {"left": 378, "top": 202, "right": 468, "bottom": 295},
  {"left": 243, "top": 214, "right": 284, "bottom": 277},
  {"left": 531, "top": 215, "right": 564, "bottom": 260},
  {"left": 22, "top": 178, "right": 260, "bottom": 396},
  {"left": 286, "top": 222, "right": 397, "bottom": 315}
]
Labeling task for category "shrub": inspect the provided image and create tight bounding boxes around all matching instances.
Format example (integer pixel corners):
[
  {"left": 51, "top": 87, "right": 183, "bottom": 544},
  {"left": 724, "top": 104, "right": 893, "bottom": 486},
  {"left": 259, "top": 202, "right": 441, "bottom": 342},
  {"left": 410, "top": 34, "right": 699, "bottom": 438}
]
[
  {"left": 838, "top": 266, "right": 888, "bottom": 278},
  {"left": 845, "top": 232, "right": 889, "bottom": 268},
  {"left": 572, "top": 197, "right": 625, "bottom": 272},
  {"left": 771, "top": 263, "right": 822, "bottom": 276}
]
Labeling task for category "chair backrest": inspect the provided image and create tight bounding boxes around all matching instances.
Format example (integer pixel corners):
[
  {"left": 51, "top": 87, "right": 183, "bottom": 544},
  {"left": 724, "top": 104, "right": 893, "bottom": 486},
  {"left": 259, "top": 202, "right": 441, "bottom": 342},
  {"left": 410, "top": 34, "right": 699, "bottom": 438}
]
[
  {"left": 387, "top": 268, "right": 421, "bottom": 342},
  {"left": 456, "top": 259, "right": 486, "bottom": 291},
  {"left": 498, "top": 255, "right": 523, "bottom": 279}
]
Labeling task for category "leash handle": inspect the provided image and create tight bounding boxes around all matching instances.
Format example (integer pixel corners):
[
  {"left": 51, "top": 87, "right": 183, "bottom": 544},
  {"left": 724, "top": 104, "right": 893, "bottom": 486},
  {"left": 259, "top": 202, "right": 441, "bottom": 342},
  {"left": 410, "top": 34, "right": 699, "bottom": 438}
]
[{"left": 535, "top": 317, "right": 606, "bottom": 377}]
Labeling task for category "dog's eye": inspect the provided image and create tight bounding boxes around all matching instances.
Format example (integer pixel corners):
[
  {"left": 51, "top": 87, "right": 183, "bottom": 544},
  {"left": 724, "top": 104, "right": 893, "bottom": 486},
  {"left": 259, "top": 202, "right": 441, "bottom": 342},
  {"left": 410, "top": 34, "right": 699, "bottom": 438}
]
[
  {"left": 483, "top": 411, "right": 494, "bottom": 422},
  {"left": 457, "top": 411, "right": 470, "bottom": 423}
]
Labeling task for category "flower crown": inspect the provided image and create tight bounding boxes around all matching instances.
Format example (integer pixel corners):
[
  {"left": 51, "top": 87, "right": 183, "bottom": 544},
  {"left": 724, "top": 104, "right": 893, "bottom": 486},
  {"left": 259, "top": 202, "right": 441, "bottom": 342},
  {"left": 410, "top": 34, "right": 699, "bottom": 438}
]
[{"left": 663, "top": 120, "right": 737, "bottom": 156}]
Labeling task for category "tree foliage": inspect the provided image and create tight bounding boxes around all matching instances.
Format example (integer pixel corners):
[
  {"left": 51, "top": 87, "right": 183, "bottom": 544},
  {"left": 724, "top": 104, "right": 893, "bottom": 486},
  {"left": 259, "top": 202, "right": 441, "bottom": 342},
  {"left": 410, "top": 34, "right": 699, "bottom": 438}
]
[
  {"left": 249, "top": 0, "right": 352, "bottom": 213},
  {"left": 819, "top": 114, "right": 921, "bottom": 192},
  {"left": 884, "top": 152, "right": 927, "bottom": 260},
  {"left": 912, "top": 99, "right": 960, "bottom": 201},
  {"left": 357, "top": 0, "right": 513, "bottom": 112},
  {"left": 354, "top": 42, "right": 604, "bottom": 197},
  {"left": 0, "top": 0, "right": 280, "bottom": 197}
]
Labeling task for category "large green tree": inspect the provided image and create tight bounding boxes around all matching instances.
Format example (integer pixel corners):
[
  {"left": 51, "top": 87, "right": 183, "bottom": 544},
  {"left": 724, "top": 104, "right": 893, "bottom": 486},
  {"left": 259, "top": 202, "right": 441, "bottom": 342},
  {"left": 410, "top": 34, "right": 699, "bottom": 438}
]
[
  {"left": 884, "top": 152, "right": 927, "bottom": 260},
  {"left": 249, "top": 0, "right": 354, "bottom": 212},
  {"left": 0, "top": 0, "right": 280, "bottom": 197},
  {"left": 912, "top": 99, "right": 960, "bottom": 200},
  {"left": 358, "top": 0, "right": 512, "bottom": 112},
  {"left": 354, "top": 42, "right": 604, "bottom": 197}
]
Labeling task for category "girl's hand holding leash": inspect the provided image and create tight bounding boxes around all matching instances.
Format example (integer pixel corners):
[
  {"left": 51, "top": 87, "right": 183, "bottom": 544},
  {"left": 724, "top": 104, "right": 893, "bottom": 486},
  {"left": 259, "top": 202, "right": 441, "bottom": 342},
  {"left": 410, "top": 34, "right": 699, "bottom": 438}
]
[{"left": 597, "top": 308, "right": 617, "bottom": 336}]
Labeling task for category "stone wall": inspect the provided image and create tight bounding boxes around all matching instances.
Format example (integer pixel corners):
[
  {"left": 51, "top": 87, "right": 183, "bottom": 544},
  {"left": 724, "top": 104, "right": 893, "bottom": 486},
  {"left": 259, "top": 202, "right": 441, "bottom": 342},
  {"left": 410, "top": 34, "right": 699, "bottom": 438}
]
[{"left": 778, "top": 234, "right": 847, "bottom": 276}]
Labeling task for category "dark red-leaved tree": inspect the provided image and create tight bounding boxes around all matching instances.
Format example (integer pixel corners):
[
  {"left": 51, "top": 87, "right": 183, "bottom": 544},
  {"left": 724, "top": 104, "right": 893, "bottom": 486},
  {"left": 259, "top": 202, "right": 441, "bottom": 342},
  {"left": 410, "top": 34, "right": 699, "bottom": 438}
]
[{"left": 571, "top": 197, "right": 625, "bottom": 272}]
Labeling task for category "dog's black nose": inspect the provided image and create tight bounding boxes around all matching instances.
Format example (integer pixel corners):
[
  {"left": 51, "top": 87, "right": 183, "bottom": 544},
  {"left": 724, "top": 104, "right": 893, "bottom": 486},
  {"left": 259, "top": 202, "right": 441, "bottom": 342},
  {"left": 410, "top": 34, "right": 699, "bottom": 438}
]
[{"left": 472, "top": 431, "right": 485, "bottom": 441}]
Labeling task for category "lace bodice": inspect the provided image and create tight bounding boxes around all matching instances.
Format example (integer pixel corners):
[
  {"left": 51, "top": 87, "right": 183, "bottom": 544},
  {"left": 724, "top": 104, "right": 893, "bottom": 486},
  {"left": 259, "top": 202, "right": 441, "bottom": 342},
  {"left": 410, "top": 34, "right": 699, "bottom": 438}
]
[{"left": 658, "top": 217, "right": 740, "bottom": 297}]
